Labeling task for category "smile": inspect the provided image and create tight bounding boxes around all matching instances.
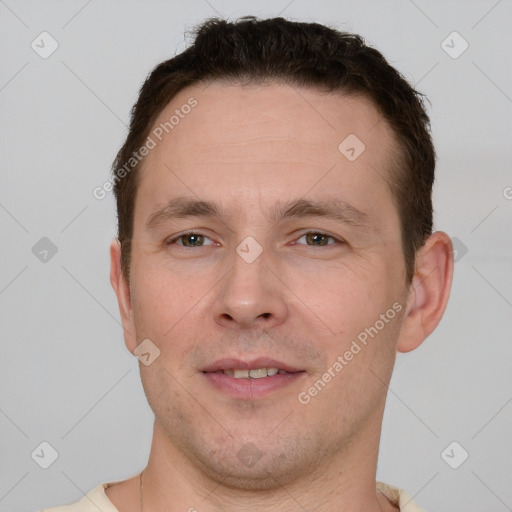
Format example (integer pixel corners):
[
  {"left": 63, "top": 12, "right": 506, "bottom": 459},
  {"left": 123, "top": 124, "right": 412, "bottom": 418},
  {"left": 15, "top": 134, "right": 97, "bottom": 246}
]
[
  {"left": 215, "top": 368, "right": 290, "bottom": 379},
  {"left": 202, "top": 358, "right": 305, "bottom": 399}
]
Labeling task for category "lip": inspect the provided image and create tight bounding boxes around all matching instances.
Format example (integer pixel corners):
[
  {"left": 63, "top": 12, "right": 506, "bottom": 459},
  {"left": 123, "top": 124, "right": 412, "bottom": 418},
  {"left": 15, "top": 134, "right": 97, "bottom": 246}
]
[
  {"left": 202, "top": 357, "right": 302, "bottom": 373},
  {"left": 202, "top": 357, "right": 305, "bottom": 400}
]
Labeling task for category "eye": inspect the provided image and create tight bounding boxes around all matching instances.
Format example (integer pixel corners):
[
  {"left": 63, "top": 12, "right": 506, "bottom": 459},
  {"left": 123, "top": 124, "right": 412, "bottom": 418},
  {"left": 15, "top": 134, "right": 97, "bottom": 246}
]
[
  {"left": 169, "top": 233, "right": 215, "bottom": 247},
  {"left": 295, "top": 232, "right": 341, "bottom": 246}
]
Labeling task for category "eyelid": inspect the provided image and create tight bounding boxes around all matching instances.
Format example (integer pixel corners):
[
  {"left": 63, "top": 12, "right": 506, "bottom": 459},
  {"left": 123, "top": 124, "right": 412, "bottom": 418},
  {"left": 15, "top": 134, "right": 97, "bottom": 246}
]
[
  {"left": 293, "top": 230, "right": 346, "bottom": 245},
  {"left": 165, "top": 231, "right": 217, "bottom": 246},
  {"left": 164, "top": 230, "right": 345, "bottom": 247}
]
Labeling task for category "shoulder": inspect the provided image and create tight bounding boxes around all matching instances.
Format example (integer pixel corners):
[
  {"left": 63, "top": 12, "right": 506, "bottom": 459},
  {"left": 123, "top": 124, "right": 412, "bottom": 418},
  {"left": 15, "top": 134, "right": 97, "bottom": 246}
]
[
  {"left": 377, "top": 481, "right": 427, "bottom": 512},
  {"left": 39, "top": 482, "right": 119, "bottom": 512}
]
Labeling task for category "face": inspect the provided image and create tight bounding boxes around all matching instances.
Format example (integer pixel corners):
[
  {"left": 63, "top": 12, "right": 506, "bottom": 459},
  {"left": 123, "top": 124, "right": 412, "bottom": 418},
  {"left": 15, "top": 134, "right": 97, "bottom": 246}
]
[{"left": 119, "top": 82, "right": 411, "bottom": 488}]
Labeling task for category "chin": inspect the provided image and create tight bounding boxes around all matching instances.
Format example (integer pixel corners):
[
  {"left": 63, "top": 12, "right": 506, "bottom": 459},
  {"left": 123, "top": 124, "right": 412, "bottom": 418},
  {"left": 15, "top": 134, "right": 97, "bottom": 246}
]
[{"left": 184, "top": 433, "right": 329, "bottom": 492}]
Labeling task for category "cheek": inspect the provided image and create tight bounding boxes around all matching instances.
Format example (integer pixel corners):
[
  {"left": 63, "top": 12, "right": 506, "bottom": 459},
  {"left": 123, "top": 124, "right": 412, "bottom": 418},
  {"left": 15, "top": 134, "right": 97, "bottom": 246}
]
[
  {"left": 285, "top": 255, "right": 404, "bottom": 399},
  {"left": 281, "top": 255, "right": 389, "bottom": 338},
  {"left": 298, "top": 298, "right": 403, "bottom": 432},
  {"left": 129, "top": 259, "right": 213, "bottom": 343}
]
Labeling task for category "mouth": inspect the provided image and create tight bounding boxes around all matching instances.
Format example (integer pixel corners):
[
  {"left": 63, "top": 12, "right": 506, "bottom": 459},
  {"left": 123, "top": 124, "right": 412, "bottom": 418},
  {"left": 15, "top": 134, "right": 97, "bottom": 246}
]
[
  {"left": 202, "top": 358, "right": 306, "bottom": 399},
  {"left": 210, "top": 367, "right": 290, "bottom": 378}
]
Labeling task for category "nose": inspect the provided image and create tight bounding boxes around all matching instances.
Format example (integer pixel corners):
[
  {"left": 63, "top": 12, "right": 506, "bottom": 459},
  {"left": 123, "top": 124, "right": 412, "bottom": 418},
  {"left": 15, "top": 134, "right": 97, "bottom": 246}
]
[{"left": 212, "top": 247, "right": 289, "bottom": 330}]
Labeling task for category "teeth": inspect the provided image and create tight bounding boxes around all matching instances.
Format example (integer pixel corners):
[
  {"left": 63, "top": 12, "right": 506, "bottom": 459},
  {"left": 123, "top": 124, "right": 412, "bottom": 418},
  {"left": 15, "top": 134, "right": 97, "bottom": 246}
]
[
  {"left": 249, "top": 368, "right": 267, "bottom": 379},
  {"left": 226, "top": 367, "right": 281, "bottom": 379}
]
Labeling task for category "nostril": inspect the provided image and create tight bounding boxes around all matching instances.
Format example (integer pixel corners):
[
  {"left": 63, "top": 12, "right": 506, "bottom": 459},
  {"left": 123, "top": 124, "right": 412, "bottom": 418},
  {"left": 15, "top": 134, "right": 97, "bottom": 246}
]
[{"left": 259, "top": 313, "right": 271, "bottom": 319}]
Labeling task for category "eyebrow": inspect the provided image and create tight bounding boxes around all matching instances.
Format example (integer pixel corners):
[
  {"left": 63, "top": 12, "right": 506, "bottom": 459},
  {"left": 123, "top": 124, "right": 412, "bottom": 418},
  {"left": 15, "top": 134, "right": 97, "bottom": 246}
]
[
  {"left": 145, "top": 195, "right": 370, "bottom": 230},
  {"left": 274, "top": 198, "right": 370, "bottom": 228}
]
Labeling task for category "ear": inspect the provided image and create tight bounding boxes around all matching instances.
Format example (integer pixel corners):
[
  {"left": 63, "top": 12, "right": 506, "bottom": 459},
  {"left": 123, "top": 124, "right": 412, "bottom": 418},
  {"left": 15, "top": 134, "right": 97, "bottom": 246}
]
[
  {"left": 110, "top": 239, "right": 138, "bottom": 354},
  {"left": 396, "top": 231, "right": 454, "bottom": 353}
]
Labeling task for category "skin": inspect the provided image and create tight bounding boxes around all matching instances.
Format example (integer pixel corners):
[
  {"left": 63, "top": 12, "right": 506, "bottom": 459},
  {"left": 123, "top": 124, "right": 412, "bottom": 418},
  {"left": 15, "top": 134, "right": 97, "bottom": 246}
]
[{"left": 109, "top": 82, "right": 453, "bottom": 512}]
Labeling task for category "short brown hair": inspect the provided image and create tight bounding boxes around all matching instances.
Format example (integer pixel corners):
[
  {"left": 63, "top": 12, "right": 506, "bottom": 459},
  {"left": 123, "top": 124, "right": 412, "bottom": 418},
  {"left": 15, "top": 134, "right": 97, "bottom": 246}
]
[{"left": 112, "top": 16, "right": 435, "bottom": 283}]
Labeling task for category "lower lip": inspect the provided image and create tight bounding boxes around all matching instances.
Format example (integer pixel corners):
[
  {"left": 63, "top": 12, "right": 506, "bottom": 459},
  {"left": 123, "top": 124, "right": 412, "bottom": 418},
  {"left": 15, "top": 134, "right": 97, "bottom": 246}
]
[{"left": 203, "top": 371, "right": 305, "bottom": 399}]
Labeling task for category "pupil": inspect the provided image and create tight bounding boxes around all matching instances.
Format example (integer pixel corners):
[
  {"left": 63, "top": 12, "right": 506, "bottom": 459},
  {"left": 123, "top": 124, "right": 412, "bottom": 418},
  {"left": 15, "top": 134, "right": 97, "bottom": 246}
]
[
  {"left": 185, "top": 234, "right": 203, "bottom": 246},
  {"left": 307, "top": 233, "right": 327, "bottom": 246}
]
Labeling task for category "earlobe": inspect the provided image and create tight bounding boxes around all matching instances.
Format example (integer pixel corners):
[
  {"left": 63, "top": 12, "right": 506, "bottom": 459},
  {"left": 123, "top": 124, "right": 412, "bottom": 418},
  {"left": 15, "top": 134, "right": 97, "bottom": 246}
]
[
  {"left": 110, "top": 239, "right": 138, "bottom": 354},
  {"left": 396, "top": 231, "right": 454, "bottom": 353}
]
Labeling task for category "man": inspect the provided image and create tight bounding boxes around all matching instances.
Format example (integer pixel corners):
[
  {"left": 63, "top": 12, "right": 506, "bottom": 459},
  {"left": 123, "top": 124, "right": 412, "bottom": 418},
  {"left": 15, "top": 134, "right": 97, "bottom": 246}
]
[{"left": 43, "top": 16, "right": 453, "bottom": 512}]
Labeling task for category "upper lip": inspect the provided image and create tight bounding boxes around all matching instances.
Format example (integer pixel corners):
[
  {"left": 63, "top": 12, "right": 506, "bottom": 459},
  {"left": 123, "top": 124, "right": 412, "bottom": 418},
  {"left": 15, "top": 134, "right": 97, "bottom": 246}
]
[{"left": 202, "top": 358, "right": 303, "bottom": 373}]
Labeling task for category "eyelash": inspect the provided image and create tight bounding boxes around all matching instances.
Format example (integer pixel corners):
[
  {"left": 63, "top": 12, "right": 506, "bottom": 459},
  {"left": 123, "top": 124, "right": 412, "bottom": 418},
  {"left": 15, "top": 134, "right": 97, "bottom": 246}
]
[
  {"left": 294, "top": 232, "right": 342, "bottom": 246},
  {"left": 167, "top": 232, "right": 217, "bottom": 247},
  {"left": 166, "top": 231, "right": 344, "bottom": 247}
]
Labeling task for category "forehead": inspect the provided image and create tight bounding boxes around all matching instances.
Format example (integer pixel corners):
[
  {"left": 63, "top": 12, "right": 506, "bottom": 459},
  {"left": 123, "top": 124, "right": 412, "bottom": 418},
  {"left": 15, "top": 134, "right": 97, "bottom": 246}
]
[
  {"left": 148, "top": 82, "right": 392, "bottom": 166},
  {"left": 136, "top": 82, "right": 399, "bottom": 227}
]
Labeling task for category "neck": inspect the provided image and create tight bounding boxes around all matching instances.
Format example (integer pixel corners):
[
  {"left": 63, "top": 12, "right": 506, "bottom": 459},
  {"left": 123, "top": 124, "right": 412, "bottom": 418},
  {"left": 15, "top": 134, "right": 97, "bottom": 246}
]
[{"left": 139, "top": 409, "right": 394, "bottom": 512}]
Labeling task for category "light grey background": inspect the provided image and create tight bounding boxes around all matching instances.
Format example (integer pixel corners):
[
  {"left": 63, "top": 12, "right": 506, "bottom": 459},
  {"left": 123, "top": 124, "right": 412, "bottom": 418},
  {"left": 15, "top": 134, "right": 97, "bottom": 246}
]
[{"left": 1, "top": 1, "right": 511, "bottom": 511}]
